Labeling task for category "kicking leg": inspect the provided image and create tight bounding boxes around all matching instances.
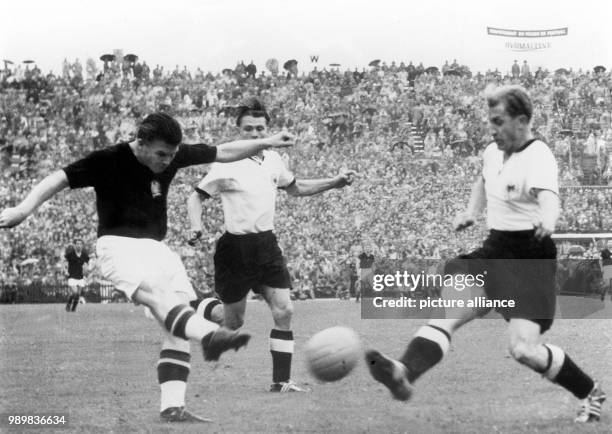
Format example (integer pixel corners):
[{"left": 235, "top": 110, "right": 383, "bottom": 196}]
[
  {"left": 191, "top": 297, "right": 224, "bottom": 325},
  {"left": 366, "top": 283, "right": 490, "bottom": 400},
  {"left": 134, "top": 282, "right": 249, "bottom": 362}
]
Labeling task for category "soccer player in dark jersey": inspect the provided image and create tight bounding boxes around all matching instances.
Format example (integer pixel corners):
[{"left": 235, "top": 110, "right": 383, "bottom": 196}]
[
  {"left": 0, "top": 112, "right": 294, "bottom": 422},
  {"left": 65, "top": 239, "right": 89, "bottom": 312},
  {"left": 365, "top": 86, "right": 606, "bottom": 423},
  {"left": 357, "top": 243, "right": 375, "bottom": 302}
]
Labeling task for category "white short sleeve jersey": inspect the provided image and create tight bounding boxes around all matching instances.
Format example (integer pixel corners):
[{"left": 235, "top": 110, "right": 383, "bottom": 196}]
[
  {"left": 196, "top": 150, "right": 295, "bottom": 234},
  {"left": 482, "top": 140, "right": 558, "bottom": 231}
]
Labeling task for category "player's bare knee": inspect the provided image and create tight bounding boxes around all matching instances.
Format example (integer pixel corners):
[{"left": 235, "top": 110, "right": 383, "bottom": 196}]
[
  {"left": 271, "top": 303, "right": 293, "bottom": 325},
  {"left": 508, "top": 340, "right": 539, "bottom": 365}
]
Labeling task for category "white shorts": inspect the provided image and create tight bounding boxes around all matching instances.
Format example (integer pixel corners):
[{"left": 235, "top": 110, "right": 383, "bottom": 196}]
[
  {"left": 68, "top": 278, "right": 86, "bottom": 288},
  {"left": 96, "top": 236, "right": 195, "bottom": 302}
]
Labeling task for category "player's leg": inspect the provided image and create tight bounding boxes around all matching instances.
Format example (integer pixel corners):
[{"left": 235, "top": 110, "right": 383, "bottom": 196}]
[
  {"left": 77, "top": 281, "right": 87, "bottom": 306},
  {"left": 71, "top": 281, "right": 85, "bottom": 311},
  {"left": 221, "top": 297, "right": 248, "bottom": 330},
  {"left": 262, "top": 285, "right": 305, "bottom": 392},
  {"left": 191, "top": 296, "right": 224, "bottom": 325},
  {"left": 507, "top": 319, "right": 605, "bottom": 422},
  {"left": 98, "top": 237, "right": 249, "bottom": 362},
  {"left": 70, "top": 288, "right": 79, "bottom": 311},
  {"left": 157, "top": 292, "right": 211, "bottom": 423},
  {"left": 366, "top": 279, "right": 490, "bottom": 401},
  {"left": 135, "top": 282, "right": 249, "bottom": 363},
  {"left": 66, "top": 280, "right": 78, "bottom": 312},
  {"left": 402, "top": 283, "right": 491, "bottom": 380}
]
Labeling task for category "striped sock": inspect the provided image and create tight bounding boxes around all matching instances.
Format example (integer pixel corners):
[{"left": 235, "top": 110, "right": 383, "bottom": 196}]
[
  {"left": 191, "top": 297, "right": 223, "bottom": 325},
  {"left": 165, "top": 304, "right": 217, "bottom": 340},
  {"left": 541, "top": 345, "right": 594, "bottom": 399},
  {"left": 158, "top": 349, "right": 190, "bottom": 411},
  {"left": 270, "top": 329, "right": 294, "bottom": 383},
  {"left": 399, "top": 325, "right": 451, "bottom": 383}
]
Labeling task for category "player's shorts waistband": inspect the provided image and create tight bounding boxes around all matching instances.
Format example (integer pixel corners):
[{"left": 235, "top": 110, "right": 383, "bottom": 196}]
[
  {"left": 223, "top": 230, "right": 275, "bottom": 239},
  {"left": 489, "top": 229, "right": 536, "bottom": 239}
]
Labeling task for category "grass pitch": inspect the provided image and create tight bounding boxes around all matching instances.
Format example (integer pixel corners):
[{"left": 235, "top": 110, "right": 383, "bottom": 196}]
[{"left": 1, "top": 300, "right": 610, "bottom": 433}]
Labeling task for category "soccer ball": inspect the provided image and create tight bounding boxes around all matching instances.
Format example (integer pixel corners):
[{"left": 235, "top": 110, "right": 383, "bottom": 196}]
[{"left": 304, "top": 326, "right": 361, "bottom": 382}]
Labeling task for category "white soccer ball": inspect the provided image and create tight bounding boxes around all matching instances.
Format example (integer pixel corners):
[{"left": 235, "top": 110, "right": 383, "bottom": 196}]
[{"left": 304, "top": 326, "right": 361, "bottom": 382}]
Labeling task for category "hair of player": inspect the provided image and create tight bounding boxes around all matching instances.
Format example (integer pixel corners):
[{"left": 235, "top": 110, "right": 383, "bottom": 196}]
[
  {"left": 137, "top": 112, "right": 183, "bottom": 146},
  {"left": 236, "top": 97, "right": 270, "bottom": 126},
  {"left": 485, "top": 85, "right": 533, "bottom": 122}
]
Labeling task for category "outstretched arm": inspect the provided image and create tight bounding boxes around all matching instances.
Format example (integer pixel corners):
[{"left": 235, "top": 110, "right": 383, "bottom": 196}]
[
  {"left": 0, "top": 170, "right": 69, "bottom": 228},
  {"left": 186, "top": 190, "right": 210, "bottom": 245},
  {"left": 285, "top": 170, "right": 356, "bottom": 197},
  {"left": 187, "top": 191, "right": 208, "bottom": 232},
  {"left": 215, "top": 132, "right": 295, "bottom": 162}
]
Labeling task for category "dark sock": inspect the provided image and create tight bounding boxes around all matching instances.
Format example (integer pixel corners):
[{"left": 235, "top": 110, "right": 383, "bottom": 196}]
[
  {"left": 553, "top": 354, "right": 595, "bottom": 399},
  {"left": 270, "top": 329, "right": 294, "bottom": 383},
  {"left": 399, "top": 325, "right": 451, "bottom": 383},
  {"left": 164, "top": 305, "right": 195, "bottom": 340}
]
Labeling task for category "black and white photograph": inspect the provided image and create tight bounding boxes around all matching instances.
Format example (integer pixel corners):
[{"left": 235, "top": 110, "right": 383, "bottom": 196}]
[{"left": 1, "top": 0, "right": 611, "bottom": 432}]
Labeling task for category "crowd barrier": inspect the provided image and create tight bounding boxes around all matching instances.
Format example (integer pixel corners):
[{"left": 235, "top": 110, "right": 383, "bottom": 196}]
[
  {"left": 0, "top": 283, "right": 125, "bottom": 304},
  {"left": 2, "top": 258, "right": 607, "bottom": 304}
]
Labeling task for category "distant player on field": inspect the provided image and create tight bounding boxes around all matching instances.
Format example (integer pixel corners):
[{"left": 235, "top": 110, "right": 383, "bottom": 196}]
[
  {"left": 188, "top": 98, "right": 356, "bottom": 392},
  {"left": 0, "top": 112, "right": 295, "bottom": 422},
  {"left": 356, "top": 243, "right": 376, "bottom": 302},
  {"left": 366, "top": 85, "right": 606, "bottom": 423},
  {"left": 65, "top": 239, "right": 89, "bottom": 312}
]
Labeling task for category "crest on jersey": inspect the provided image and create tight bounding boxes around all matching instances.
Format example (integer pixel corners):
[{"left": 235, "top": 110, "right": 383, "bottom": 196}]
[{"left": 151, "top": 180, "right": 162, "bottom": 198}]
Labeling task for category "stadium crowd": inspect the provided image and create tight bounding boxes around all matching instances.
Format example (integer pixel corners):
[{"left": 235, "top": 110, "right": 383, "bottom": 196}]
[{"left": 1, "top": 57, "right": 611, "bottom": 294}]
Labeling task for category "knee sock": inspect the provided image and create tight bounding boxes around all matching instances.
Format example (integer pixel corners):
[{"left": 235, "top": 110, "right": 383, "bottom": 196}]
[
  {"left": 191, "top": 297, "right": 223, "bottom": 325},
  {"left": 539, "top": 344, "right": 594, "bottom": 399},
  {"left": 399, "top": 325, "right": 451, "bottom": 383},
  {"left": 164, "top": 304, "right": 218, "bottom": 341},
  {"left": 270, "top": 329, "right": 294, "bottom": 383},
  {"left": 158, "top": 347, "right": 190, "bottom": 411}
]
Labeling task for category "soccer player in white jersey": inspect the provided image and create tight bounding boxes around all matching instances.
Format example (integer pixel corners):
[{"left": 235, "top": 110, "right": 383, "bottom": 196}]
[
  {"left": 365, "top": 85, "right": 606, "bottom": 423},
  {"left": 188, "top": 98, "right": 356, "bottom": 393},
  {"left": 0, "top": 112, "right": 295, "bottom": 422}
]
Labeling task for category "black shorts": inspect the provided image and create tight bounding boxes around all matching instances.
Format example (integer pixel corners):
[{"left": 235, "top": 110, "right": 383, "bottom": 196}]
[
  {"left": 214, "top": 231, "right": 292, "bottom": 304},
  {"left": 445, "top": 229, "right": 557, "bottom": 333}
]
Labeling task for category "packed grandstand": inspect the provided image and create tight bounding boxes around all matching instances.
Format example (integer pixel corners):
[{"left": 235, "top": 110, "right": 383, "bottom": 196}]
[{"left": 1, "top": 57, "right": 610, "bottom": 295}]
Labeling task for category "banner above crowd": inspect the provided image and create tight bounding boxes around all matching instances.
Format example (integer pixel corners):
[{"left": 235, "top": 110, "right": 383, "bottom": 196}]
[{"left": 487, "top": 26, "right": 569, "bottom": 52}]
